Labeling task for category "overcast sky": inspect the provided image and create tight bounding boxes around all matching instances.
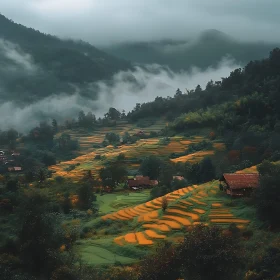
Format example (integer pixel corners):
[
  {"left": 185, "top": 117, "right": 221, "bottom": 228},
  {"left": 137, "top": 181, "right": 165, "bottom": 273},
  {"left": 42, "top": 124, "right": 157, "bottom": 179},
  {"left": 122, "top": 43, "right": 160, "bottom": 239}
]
[{"left": 0, "top": 0, "right": 279, "bottom": 46}]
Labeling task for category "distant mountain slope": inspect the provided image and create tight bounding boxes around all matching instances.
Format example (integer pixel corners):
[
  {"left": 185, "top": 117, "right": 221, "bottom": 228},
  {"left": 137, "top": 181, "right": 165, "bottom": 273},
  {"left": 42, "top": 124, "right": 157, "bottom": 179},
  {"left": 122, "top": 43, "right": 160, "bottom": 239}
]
[
  {"left": 104, "top": 29, "right": 279, "bottom": 71},
  {"left": 0, "top": 14, "right": 131, "bottom": 103}
]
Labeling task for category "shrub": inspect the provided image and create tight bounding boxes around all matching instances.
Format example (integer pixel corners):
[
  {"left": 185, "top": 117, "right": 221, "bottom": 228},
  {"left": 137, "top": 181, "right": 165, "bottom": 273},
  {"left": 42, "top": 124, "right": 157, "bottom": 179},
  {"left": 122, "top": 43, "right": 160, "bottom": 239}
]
[
  {"left": 209, "top": 131, "right": 216, "bottom": 140},
  {"left": 162, "top": 196, "right": 168, "bottom": 212},
  {"left": 55, "top": 176, "right": 65, "bottom": 183}
]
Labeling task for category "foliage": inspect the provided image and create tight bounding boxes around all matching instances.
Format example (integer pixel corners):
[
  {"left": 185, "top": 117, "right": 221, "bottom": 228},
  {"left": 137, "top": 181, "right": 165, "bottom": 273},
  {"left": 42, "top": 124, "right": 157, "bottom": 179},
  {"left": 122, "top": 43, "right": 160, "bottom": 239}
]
[
  {"left": 99, "top": 162, "right": 128, "bottom": 188},
  {"left": 136, "top": 225, "right": 244, "bottom": 280},
  {"left": 15, "top": 190, "right": 73, "bottom": 278},
  {"left": 178, "top": 225, "right": 245, "bottom": 280},
  {"left": 187, "top": 140, "right": 213, "bottom": 153},
  {"left": 256, "top": 161, "right": 280, "bottom": 228},
  {"left": 139, "top": 156, "right": 162, "bottom": 180},
  {"left": 184, "top": 157, "right": 215, "bottom": 184},
  {"left": 105, "top": 132, "right": 120, "bottom": 144},
  {"left": 136, "top": 241, "right": 180, "bottom": 280},
  {"left": 77, "top": 183, "right": 96, "bottom": 210},
  {"left": 161, "top": 196, "right": 168, "bottom": 212}
]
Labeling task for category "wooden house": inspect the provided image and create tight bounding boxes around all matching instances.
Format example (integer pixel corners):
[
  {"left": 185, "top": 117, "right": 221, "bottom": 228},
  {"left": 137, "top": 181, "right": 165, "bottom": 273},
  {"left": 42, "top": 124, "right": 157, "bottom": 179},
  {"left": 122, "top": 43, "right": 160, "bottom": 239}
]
[
  {"left": 8, "top": 167, "right": 22, "bottom": 172},
  {"left": 219, "top": 173, "right": 259, "bottom": 197},
  {"left": 127, "top": 176, "right": 158, "bottom": 190}
]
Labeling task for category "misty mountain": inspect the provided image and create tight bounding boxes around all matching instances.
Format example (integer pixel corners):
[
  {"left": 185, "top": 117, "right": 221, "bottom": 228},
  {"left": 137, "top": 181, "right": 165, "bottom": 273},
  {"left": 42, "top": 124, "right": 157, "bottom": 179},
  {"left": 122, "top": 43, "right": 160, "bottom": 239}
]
[
  {"left": 103, "top": 29, "right": 279, "bottom": 71},
  {"left": 0, "top": 14, "right": 131, "bottom": 104}
]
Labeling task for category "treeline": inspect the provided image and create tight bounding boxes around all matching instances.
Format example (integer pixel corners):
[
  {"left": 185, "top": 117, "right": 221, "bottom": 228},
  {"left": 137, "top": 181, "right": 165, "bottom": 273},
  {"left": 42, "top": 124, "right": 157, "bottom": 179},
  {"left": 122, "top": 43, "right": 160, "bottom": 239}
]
[{"left": 127, "top": 48, "right": 280, "bottom": 123}]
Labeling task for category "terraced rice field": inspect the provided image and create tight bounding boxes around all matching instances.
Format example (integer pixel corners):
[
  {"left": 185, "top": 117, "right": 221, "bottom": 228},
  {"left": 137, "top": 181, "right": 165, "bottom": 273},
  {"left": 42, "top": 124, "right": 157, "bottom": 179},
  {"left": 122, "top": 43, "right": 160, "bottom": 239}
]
[
  {"left": 170, "top": 150, "right": 215, "bottom": 163},
  {"left": 100, "top": 182, "right": 252, "bottom": 247},
  {"left": 50, "top": 130, "right": 214, "bottom": 181}
]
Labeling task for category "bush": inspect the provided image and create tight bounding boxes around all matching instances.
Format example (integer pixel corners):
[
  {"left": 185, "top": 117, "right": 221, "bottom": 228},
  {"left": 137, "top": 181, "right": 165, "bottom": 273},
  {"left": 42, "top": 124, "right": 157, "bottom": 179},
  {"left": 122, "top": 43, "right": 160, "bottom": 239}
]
[
  {"left": 64, "top": 165, "right": 76, "bottom": 172},
  {"left": 55, "top": 176, "right": 65, "bottom": 184},
  {"left": 187, "top": 140, "right": 213, "bottom": 153}
]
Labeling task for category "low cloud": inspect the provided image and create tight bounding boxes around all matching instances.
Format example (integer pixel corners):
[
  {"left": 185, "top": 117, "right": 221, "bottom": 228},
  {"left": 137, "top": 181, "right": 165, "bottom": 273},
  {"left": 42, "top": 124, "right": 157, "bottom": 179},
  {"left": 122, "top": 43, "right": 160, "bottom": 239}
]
[
  {"left": 0, "top": 39, "right": 38, "bottom": 73},
  {"left": 0, "top": 56, "right": 240, "bottom": 133}
]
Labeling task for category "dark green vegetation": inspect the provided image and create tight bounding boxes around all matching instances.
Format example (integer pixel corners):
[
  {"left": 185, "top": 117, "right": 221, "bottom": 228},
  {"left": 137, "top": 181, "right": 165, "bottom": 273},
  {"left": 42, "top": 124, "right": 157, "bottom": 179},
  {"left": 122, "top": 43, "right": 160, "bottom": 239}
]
[
  {"left": 1, "top": 46, "right": 280, "bottom": 280},
  {"left": 104, "top": 29, "right": 279, "bottom": 72},
  {"left": 127, "top": 49, "right": 280, "bottom": 169},
  {"left": 256, "top": 161, "right": 280, "bottom": 229},
  {"left": 0, "top": 14, "right": 131, "bottom": 104}
]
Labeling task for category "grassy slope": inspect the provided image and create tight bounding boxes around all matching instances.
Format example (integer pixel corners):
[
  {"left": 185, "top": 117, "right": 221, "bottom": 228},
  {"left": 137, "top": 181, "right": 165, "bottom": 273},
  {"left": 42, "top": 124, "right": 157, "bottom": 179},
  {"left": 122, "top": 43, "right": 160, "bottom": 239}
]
[
  {"left": 96, "top": 191, "right": 150, "bottom": 214},
  {"left": 77, "top": 165, "right": 260, "bottom": 266},
  {"left": 49, "top": 122, "right": 268, "bottom": 266}
]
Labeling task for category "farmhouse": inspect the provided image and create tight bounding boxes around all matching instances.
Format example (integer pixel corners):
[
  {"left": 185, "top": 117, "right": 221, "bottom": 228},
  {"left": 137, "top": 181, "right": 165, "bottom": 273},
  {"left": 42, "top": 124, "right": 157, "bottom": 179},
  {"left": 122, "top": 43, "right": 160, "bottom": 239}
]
[
  {"left": 133, "top": 130, "right": 145, "bottom": 137},
  {"left": 173, "top": 176, "right": 185, "bottom": 181},
  {"left": 127, "top": 176, "right": 158, "bottom": 190},
  {"left": 219, "top": 173, "right": 259, "bottom": 197},
  {"left": 8, "top": 167, "right": 22, "bottom": 172}
]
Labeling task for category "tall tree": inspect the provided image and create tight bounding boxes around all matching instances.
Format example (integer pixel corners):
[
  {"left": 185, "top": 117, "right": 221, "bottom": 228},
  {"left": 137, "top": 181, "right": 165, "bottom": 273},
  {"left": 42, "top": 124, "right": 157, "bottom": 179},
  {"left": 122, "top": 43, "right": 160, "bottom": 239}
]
[
  {"left": 52, "top": 119, "right": 58, "bottom": 133},
  {"left": 139, "top": 156, "right": 162, "bottom": 180},
  {"left": 256, "top": 161, "right": 280, "bottom": 228}
]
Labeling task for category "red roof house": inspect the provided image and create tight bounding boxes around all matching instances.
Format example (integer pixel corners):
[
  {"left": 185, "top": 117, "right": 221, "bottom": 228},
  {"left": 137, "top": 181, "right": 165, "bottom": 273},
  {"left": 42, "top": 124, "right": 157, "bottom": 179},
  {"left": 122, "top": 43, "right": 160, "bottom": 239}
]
[
  {"left": 220, "top": 173, "right": 259, "bottom": 197},
  {"left": 127, "top": 176, "right": 158, "bottom": 190}
]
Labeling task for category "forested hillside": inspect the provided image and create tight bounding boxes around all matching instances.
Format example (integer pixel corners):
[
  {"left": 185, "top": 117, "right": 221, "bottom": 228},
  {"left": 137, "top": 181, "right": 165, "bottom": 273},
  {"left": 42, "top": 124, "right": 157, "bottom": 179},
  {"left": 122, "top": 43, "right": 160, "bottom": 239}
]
[
  {"left": 104, "top": 29, "right": 279, "bottom": 71},
  {"left": 0, "top": 14, "right": 131, "bottom": 103},
  {"left": 127, "top": 48, "right": 280, "bottom": 171}
]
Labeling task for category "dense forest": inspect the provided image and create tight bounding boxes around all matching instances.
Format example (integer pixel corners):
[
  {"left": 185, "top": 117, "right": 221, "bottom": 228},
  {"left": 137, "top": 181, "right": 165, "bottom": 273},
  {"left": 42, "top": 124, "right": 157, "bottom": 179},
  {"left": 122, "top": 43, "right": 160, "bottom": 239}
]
[{"left": 0, "top": 14, "right": 131, "bottom": 104}]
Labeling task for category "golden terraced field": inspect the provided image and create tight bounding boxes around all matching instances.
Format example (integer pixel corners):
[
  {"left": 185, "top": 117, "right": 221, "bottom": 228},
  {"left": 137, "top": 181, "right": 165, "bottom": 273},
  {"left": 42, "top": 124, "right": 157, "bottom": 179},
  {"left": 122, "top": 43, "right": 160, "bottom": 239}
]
[
  {"left": 50, "top": 125, "right": 221, "bottom": 181},
  {"left": 100, "top": 182, "right": 250, "bottom": 247}
]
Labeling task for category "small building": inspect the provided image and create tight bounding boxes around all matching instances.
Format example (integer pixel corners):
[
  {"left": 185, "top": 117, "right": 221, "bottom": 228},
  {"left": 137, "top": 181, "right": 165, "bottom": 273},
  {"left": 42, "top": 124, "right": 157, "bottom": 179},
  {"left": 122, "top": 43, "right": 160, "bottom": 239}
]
[
  {"left": 127, "top": 176, "right": 158, "bottom": 190},
  {"left": 0, "top": 156, "right": 7, "bottom": 162},
  {"left": 8, "top": 167, "right": 22, "bottom": 172},
  {"left": 173, "top": 176, "right": 185, "bottom": 181},
  {"left": 133, "top": 130, "right": 145, "bottom": 137},
  {"left": 219, "top": 173, "right": 259, "bottom": 197}
]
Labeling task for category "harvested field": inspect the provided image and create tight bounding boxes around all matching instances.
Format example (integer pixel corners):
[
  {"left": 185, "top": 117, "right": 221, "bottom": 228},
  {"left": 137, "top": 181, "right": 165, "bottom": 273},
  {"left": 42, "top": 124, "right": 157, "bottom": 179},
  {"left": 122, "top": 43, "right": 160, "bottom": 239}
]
[
  {"left": 114, "top": 236, "right": 124, "bottom": 246},
  {"left": 124, "top": 233, "right": 137, "bottom": 243},
  {"left": 162, "top": 215, "right": 192, "bottom": 226},
  {"left": 144, "top": 230, "right": 166, "bottom": 239},
  {"left": 158, "top": 220, "right": 182, "bottom": 229},
  {"left": 192, "top": 208, "right": 206, "bottom": 214},
  {"left": 211, "top": 203, "right": 223, "bottom": 207},
  {"left": 135, "top": 232, "right": 153, "bottom": 245},
  {"left": 170, "top": 150, "right": 215, "bottom": 163},
  {"left": 189, "top": 198, "right": 207, "bottom": 205},
  {"left": 210, "top": 219, "right": 250, "bottom": 224},
  {"left": 166, "top": 209, "right": 200, "bottom": 221},
  {"left": 138, "top": 211, "right": 158, "bottom": 223},
  {"left": 142, "top": 224, "right": 171, "bottom": 232}
]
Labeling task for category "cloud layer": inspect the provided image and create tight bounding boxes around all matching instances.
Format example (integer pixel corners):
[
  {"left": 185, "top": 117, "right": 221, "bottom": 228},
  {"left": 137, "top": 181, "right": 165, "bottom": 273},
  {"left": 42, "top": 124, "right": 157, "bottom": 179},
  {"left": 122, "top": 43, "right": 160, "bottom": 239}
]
[
  {"left": 0, "top": 0, "right": 280, "bottom": 45},
  {"left": 0, "top": 56, "right": 240, "bottom": 132}
]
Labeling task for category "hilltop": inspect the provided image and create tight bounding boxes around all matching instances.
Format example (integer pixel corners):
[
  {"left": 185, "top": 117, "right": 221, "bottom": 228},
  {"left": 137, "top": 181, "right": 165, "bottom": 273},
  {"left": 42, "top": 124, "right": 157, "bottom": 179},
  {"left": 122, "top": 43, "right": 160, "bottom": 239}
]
[
  {"left": 103, "top": 29, "right": 279, "bottom": 71},
  {"left": 0, "top": 14, "right": 131, "bottom": 104}
]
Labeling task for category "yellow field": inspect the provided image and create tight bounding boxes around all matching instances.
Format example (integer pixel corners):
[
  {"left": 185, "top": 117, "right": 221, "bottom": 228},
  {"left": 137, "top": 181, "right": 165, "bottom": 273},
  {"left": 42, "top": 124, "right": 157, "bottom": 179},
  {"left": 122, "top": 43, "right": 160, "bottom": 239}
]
[
  {"left": 170, "top": 150, "right": 215, "bottom": 163},
  {"left": 50, "top": 127, "right": 222, "bottom": 181},
  {"left": 103, "top": 179, "right": 253, "bottom": 247}
]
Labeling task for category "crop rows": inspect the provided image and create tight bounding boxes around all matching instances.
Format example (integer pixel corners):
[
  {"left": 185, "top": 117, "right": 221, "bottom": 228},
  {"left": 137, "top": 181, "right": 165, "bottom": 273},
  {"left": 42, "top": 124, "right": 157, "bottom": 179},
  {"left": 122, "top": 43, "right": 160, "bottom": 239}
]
[{"left": 103, "top": 184, "right": 251, "bottom": 246}]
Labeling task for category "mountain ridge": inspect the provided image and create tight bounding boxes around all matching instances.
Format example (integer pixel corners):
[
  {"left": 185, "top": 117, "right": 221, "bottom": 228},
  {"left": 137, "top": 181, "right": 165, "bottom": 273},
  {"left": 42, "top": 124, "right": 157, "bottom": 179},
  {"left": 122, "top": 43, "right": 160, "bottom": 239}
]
[{"left": 0, "top": 13, "right": 132, "bottom": 103}]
